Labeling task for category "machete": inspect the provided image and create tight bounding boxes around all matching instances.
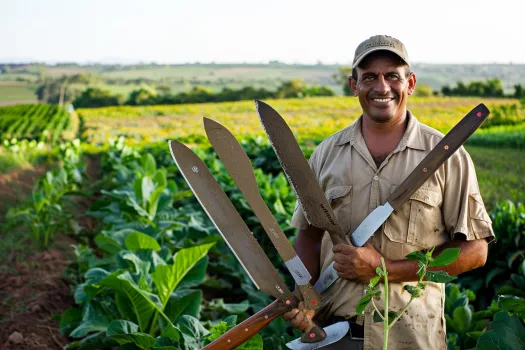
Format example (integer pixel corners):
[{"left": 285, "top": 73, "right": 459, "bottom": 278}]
[
  {"left": 168, "top": 140, "right": 326, "bottom": 349},
  {"left": 256, "top": 100, "right": 489, "bottom": 294},
  {"left": 204, "top": 117, "right": 322, "bottom": 308}
]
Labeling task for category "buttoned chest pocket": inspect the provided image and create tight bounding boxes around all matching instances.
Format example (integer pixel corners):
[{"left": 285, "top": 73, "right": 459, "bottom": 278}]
[
  {"left": 325, "top": 185, "right": 353, "bottom": 235},
  {"left": 384, "top": 186, "right": 444, "bottom": 248}
]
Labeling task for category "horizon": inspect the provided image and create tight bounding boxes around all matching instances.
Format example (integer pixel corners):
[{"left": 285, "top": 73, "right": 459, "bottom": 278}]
[{"left": 3, "top": 0, "right": 525, "bottom": 65}]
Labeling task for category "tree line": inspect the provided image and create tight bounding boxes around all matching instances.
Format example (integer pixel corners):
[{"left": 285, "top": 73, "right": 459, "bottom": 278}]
[{"left": 40, "top": 79, "right": 335, "bottom": 108}]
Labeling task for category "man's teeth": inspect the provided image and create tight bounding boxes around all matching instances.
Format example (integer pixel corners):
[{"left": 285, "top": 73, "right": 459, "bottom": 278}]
[{"left": 373, "top": 98, "right": 392, "bottom": 102}]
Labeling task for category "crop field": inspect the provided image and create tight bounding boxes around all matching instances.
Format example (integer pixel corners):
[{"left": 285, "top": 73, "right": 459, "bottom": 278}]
[
  {"left": 0, "top": 104, "right": 70, "bottom": 144},
  {"left": 1, "top": 96, "right": 525, "bottom": 349},
  {"left": 0, "top": 83, "right": 37, "bottom": 103},
  {"left": 77, "top": 96, "right": 517, "bottom": 144}
]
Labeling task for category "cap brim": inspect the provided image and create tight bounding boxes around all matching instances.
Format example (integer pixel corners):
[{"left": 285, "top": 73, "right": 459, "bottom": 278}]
[{"left": 353, "top": 47, "right": 410, "bottom": 67}]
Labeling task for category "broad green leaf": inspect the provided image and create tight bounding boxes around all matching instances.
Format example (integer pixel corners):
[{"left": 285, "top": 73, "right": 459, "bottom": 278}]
[
  {"left": 70, "top": 304, "right": 111, "bottom": 338},
  {"left": 161, "top": 324, "right": 181, "bottom": 341},
  {"left": 106, "top": 320, "right": 139, "bottom": 335},
  {"left": 152, "top": 243, "right": 215, "bottom": 306},
  {"left": 125, "top": 231, "right": 161, "bottom": 252},
  {"left": 148, "top": 186, "right": 165, "bottom": 219},
  {"left": 452, "top": 305, "right": 472, "bottom": 333},
  {"left": 95, "top": 271, "right": 169, "bottom": 332},
  {"left": 106, "top": 320, "right": 156, "bottom": 349},
  {"left": 177, "top": 315, "right": 210, "bottom": 350},
  {"left": 164, "top": 290, "right": 202, "bottom": 322},
  {"left": 115, "top": 292, "right": 138, "bottom": 325},
  {"left": 120, "top": 251, "right": 151, "bottom": 276},
  {"left": 109, "top": 332, "right": 156, "bottom": 349},
  {"left": 206, "top": 298, "right": 250, "bottom": 314},
  {"left": 178, "top": 256, "right": 208, "bottom": 289},
  {"left": 476, "top": 311, "right": 525, "bottom": 350},
  {"left": 142, "top": 176, "right": 155, "bottom": 205},
  {"left": 405, "top": 250, "right": 426, "bottom": 261},
  {"left": 429, "top": 248, "right": 460, "bottom": 267},
  {"left": 60, "top": 307, "right": 82, "bottom": 336},
  {"left": 94, "top": 234, "right": 122, "bottom": 255},
  {"left": 142, "top": 154, "right": 157, "bottom": 175},
  {"left": 498, "top": 295, "right": 525, "bottom": 319},
  {"left": 356, "top": 294, "right": 372, "bottom": 314},
  {"left": 425, "top": 270, "right": 456, "bottom": 283}
]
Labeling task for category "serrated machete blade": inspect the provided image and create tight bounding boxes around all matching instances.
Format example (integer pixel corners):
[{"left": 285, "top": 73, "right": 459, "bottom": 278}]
[
  {"left": 169, "top": 140, "right": 293, "bottom": 301},
  {"left": 255, "top": 100, "right": 347, "bottom": 246}
]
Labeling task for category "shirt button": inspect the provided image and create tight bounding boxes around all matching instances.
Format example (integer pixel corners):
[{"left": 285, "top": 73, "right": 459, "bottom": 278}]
[{"left": 373, "top": 175, "right": 379, "bottom": 181}]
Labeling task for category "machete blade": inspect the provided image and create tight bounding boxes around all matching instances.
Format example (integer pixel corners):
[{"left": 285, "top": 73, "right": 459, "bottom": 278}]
[
  {"left": 169, "top": 140, "right": 293, "bottom": 302},
  {"left": 255, "top": 100, "right": 348, "bottom": 247}
]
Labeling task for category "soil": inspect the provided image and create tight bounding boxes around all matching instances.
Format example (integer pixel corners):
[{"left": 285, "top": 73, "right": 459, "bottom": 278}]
[{"left": 0, "top": 156, "right": 101, "bottom": 350}]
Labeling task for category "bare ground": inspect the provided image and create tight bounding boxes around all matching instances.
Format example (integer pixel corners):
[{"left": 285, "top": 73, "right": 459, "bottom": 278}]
[{"left": 0, "top": 156, "right": 101, "bottom": 349}]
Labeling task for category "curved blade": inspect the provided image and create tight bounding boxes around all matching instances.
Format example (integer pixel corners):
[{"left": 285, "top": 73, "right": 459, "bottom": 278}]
[
  {"left": 255, "top": 100, "right": 347, "bottom": 247},
  {"left": 204, "top": 117, "right": 312, "bottom": 286},
  {"left": 169, "top": 140, "right": 293, "bottom": 301},
  {"left": 286, "top": 321, "right": 350, "bottom": 350}
]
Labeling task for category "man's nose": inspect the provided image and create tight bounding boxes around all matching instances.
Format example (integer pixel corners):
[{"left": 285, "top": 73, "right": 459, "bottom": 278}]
[{"left": 374, "top": 74, "right": 391, "bottom": 94}]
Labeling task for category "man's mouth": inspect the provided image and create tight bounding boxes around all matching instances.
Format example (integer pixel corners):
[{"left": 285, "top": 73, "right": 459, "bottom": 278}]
[{"left": 371, "top": 97, "right": 394, "bottom": 103}]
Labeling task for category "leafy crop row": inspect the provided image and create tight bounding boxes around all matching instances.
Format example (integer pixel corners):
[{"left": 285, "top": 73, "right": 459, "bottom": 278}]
[{"left": 0, "top": 103, "right": 70, "bottom": 144}]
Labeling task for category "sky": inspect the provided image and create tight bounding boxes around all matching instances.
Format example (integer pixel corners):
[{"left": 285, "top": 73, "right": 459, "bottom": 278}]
[{"left": 2, "top": 0, "right": 524, "bottom": 65}]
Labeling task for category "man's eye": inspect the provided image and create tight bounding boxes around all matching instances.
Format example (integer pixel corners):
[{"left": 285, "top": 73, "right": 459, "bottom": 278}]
[
  {"left": 363, "top": 76, "right": 375, "bottom": 81},
  {"left": 387, "top": 75, "right": 400, "bottom": 80}
]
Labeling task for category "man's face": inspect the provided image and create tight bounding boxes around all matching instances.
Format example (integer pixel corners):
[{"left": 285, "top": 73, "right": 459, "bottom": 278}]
[{"left": 349, "top": 53, "right": 416, "bottom": 123}]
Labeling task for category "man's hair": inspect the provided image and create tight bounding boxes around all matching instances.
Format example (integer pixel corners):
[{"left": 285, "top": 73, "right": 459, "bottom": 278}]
[{"left": 351, "top": 51, "right": 411, "bottom": 82}]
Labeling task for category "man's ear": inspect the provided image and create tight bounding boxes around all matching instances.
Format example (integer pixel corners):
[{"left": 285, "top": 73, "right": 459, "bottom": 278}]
[
  {"left": 407, "top": 72, "right": 417, "bottom": 96},
  {"left": 348, "top": 77, "right": 358, "bottom": 96}
]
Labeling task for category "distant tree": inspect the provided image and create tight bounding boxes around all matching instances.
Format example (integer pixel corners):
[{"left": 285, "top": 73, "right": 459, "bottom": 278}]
[
  {"left": 514, "top": 84, "right": 525, "bottom": 99},
  {"left": 126, "top": 86, "right": 158, "bottom": 105},
  {"left": 156, "top": 85, "right": 172, "bottom": 95},
  {"left": 73, "top": 88, "right": 123, "bottom": 108},
  {"left": 332, "top": 66, "right": 353, "bottom": 96},
  {"left": 414, "top": 84, "right": 434, "bottom": 97},
  {"left": 276, "top": 79, "right": 306, "bottom": 98}
]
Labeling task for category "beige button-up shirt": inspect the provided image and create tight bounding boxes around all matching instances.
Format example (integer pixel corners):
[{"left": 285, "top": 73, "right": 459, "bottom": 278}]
[{"left": 291, "top": 111, "right": 494, "bottom": 349}]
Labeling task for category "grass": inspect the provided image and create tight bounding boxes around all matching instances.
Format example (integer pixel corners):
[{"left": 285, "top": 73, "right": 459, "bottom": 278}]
[
  {"left": 466, "top": 145, "right": 525, "bottom": 210},
  {"left": 0, "top": 83, "right": 37, "bottom": 102}
]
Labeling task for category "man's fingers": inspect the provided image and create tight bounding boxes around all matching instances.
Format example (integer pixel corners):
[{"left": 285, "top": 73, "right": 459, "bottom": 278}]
[{"left": 283, "top": 308, "right": 300, "bottom": 321}]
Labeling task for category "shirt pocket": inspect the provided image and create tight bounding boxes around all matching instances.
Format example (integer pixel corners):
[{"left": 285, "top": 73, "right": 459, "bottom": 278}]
[
  {"left": 384, "top": 186, "right": 443, "bottom": 248},
  {"left": 324, "top": 185, "right": 352, "bottom": 235},
  {"left": 468, "top": 193, "right": 493, "bottom": 238}
]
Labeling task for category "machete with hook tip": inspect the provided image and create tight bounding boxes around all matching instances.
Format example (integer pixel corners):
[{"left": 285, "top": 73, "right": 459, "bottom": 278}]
[{"left": 168, "top": 140, "right": 326, "bottom": 349}]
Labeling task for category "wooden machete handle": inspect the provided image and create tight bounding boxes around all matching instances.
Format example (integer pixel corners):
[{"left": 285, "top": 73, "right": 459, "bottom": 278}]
[{"left": 202, "top": 297, "right": 326, "bottom": 349}]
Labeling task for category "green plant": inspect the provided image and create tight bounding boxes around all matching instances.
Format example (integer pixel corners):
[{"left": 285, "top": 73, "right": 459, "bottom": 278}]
[{"left": 357, "top": 248, "right": 459, "bottom": 349}]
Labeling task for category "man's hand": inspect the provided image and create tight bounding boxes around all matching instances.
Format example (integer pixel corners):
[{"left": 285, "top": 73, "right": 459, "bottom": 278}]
[
  {"left": 333, "top": 243, "right": 382, "bottom": 283},
  {"left": 283, "top": 302, "right": 315, "bottom": 332}
]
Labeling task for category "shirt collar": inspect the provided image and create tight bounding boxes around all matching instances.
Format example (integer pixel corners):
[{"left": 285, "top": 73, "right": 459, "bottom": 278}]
[{"left": 333, "top": 110, "right": 426, "bottom": 151}]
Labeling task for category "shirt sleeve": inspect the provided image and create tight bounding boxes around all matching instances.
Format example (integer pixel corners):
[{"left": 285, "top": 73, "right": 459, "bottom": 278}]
[
  {"left": 290, "top": 147, "right": 319, "bottom": 230},
  {"left": 442, "top": 147, "right": 495, "bottom": 242}
]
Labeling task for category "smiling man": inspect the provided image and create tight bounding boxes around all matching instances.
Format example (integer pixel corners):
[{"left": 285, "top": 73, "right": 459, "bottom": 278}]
[{"left": 284, "top": 35, "right": 494, "bottom": 349}]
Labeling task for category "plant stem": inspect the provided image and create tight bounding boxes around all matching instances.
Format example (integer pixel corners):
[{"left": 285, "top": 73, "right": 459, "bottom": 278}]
[
  {"left": 387, "top": 297, "right": 415, "bottom": 329},
  {"left": 382, "top": 258, "right": 389, "bottom": 350},
  {"left": 371, "top": 298, "right": 385, "bottom": 320}
]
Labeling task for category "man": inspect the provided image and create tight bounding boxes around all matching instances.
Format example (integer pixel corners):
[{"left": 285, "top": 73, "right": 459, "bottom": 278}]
[{"left": 284, "top": 35, "right": 494, "bottom": 349}]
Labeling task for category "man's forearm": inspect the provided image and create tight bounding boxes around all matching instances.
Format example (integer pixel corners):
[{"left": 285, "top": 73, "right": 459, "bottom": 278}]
[
  {"left": 385, "top": 239, "right": 488, "bottom": 283},
  {"left": 294, "top": 225, "right": 324, "bottom": 283}
]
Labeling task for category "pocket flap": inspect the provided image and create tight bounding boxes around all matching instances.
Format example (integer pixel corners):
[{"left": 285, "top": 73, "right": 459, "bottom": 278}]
[
  {"left": 409, "top": 187, "right": 442, "bottom": 207},
  {"left": 469, "top": 193, "right": 491, "bottom": 222},
  {"left": 325, "top": 185, "right": 352, "bottom": 202}
]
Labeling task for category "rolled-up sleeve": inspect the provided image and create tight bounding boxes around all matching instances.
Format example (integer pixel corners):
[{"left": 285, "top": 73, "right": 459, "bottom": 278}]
[{"left": 442, "top": 148, "right": 495, "bottom": 242}]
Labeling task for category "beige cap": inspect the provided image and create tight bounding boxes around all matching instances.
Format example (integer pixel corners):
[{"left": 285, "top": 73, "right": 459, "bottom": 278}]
[{"left": 352, "top": 35, "right": 410, "bottom": 67}]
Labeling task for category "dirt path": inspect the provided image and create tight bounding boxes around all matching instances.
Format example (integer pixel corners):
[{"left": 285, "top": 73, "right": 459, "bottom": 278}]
[{"left": 0, "top": 156, "right": 101, "bottom": 349}]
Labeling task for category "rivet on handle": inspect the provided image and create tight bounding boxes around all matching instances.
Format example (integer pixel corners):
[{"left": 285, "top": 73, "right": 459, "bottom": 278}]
[
  {"left": 444, "top": 145, "right": 449, "bottom": 150},
  {"left": 310, "top": 333, "right": 315, "bottom": 338},
  {"left": 423, "top": 168, "right": 428, "bottom": 172},
  {"left": 477, "top": 112, "right": 482, "bottom": 117}
]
